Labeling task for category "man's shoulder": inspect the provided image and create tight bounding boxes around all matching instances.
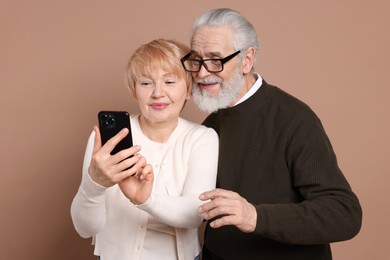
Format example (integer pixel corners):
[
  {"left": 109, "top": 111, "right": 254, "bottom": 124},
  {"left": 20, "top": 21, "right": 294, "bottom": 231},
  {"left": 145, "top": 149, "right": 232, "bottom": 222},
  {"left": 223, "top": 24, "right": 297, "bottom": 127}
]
[{"left": 263, "top": 81, "right": 315, "bottom": 115}]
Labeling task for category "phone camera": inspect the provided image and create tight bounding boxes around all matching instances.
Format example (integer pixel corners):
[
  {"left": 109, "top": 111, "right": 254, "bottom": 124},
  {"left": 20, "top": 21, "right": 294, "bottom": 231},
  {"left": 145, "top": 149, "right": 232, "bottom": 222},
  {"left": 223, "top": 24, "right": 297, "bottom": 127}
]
[{"left": 100, "top": 113, "right": 116, "bottom": 129}]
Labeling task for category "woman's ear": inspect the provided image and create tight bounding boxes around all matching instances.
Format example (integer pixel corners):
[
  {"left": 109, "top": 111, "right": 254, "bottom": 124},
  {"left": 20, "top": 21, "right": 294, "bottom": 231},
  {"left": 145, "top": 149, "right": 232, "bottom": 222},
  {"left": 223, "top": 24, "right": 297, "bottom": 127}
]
[{"left": 242, "top": 47, "right": 255, "bottom": 74}]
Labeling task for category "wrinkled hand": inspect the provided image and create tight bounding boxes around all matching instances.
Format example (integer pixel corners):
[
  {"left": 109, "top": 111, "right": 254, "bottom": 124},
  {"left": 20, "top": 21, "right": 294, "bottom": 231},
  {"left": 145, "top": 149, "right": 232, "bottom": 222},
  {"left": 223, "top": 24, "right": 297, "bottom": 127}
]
[
  {"left": 88, "top": 126, "right": 146, "bottom": 187},
  {"left": 119, "top": 164, "right": 154, "bottom": 205},
  {"left": 198, "top": 188, "right": 257, "bottom": 233}
]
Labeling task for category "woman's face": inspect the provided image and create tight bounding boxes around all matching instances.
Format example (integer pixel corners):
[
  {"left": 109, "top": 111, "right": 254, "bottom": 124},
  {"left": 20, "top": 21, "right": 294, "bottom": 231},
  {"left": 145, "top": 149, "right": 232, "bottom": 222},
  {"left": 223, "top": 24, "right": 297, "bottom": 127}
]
[{"left": 134, "top": 67, "right": 190, "bottom": 127}]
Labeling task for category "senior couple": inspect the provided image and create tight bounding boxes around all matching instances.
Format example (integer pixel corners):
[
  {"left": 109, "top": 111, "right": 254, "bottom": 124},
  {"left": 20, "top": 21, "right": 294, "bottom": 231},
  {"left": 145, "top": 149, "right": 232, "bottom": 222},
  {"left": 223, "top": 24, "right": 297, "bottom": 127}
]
[{"left": 71, "top": 8, "right": 362, "bottom": 260}]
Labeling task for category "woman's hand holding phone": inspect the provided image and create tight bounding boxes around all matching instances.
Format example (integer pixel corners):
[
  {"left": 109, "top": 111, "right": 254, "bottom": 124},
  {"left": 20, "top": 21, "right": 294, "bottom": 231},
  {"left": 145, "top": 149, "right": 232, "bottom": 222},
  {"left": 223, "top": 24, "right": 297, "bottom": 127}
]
[
  {"left": 89, "top": 111, "right": 154, "bottom": 204},
  {"left": 88, "top": 126, "right": 145, "bottom": 188}
]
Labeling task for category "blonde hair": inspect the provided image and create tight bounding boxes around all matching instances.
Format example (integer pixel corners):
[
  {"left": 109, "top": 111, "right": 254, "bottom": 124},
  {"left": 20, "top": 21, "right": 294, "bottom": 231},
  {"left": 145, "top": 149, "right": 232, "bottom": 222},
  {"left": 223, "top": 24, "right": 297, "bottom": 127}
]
[{"left": 126, "top": 39, "right": 192, "bottom": 99}]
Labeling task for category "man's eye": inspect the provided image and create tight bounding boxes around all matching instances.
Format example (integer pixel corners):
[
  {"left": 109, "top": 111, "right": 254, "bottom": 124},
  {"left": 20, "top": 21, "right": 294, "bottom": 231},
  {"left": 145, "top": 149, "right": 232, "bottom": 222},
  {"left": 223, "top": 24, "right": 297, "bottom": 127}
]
[
  {"left": 210, "top": 59, "right": 221, "bottom": 65},
  {"left": 189, "top": 60, "right": 199, "bottom": 65}
]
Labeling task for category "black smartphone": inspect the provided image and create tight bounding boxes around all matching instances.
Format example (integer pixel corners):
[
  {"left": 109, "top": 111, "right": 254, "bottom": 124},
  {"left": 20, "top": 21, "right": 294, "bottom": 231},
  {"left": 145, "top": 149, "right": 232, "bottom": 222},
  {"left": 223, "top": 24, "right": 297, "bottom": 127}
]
[{"left": 98, "top": 111, "right": 133, "bottom": 155}]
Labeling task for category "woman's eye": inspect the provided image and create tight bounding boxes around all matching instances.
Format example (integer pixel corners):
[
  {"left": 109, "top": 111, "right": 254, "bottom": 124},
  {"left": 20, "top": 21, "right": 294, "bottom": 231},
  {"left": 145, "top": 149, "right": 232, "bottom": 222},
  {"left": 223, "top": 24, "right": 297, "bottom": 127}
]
[
  {"left": 140, "top": 82, "right": 152, "bottom": 87},
  {"left": 166, "top": 81, "right": 175, "bottom": 85}
]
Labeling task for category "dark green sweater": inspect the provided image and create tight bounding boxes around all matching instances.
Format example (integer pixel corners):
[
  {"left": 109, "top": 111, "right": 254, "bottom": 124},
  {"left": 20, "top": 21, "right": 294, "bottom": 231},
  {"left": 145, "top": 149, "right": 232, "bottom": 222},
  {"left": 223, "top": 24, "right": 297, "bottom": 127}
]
[{"left": 202, "top": 80, "right": 362, "bottom": 260}]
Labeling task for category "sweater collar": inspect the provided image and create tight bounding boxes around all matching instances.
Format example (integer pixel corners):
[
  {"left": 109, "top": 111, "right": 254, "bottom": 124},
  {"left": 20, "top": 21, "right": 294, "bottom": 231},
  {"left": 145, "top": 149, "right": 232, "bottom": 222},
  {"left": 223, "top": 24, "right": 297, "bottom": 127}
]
[{"left": 234, "top": 73, "right": 263, "bottom": 106}]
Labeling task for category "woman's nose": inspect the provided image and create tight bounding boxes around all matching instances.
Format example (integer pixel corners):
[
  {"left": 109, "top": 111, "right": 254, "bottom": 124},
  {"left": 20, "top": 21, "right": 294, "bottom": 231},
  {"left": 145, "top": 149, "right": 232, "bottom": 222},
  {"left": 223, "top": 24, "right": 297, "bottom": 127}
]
[{"left": 152, "top": 83, "right": 165, "bottom": 98}]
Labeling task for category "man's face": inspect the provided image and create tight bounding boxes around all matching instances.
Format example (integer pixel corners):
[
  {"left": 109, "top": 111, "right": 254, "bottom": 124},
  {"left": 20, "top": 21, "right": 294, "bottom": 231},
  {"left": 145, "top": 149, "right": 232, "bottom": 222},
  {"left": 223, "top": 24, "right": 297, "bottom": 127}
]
[{"left": 190, "top": 26, "right": 244, "bottom": 113}]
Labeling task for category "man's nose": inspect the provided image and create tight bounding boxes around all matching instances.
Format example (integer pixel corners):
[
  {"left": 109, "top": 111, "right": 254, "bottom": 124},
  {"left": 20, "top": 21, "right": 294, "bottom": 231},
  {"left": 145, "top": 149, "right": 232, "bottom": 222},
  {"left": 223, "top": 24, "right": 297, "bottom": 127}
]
[{"left": 196, "top": 63, "right": 212, "bottom": 78}]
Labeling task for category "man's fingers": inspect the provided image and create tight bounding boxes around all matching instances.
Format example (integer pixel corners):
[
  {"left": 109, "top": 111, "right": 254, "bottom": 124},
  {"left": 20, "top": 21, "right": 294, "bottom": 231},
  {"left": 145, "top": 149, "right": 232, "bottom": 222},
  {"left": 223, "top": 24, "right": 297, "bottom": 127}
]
[
  {"left": 199, "top": 188, "right": 238, "bottom": 201},
  {"left": 199, "top": 196, "right": 234, "bottom": 215},
  {"left": 200, "top": 195, "right": 257, "bottom": 233},
  {"left": 209, "top": 214, "right": 235, "bottom": 228},
  {"left": 198, "top": 196, "right": 227, "bottom": 214}
]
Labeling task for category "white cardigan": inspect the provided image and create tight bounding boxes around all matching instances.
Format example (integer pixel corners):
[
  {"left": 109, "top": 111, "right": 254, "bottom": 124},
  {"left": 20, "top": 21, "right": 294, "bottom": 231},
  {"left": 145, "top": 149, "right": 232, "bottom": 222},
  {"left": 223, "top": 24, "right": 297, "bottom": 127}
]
[{"left": 71, "top": 115, "right": 219, "bottom": 260}]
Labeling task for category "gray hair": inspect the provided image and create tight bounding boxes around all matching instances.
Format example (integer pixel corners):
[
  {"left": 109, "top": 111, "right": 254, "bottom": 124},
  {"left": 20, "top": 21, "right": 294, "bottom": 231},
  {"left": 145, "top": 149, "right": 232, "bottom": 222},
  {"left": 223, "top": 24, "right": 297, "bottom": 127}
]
[{"left": 191, "top": 8, "right": 259, "bottom": 63}]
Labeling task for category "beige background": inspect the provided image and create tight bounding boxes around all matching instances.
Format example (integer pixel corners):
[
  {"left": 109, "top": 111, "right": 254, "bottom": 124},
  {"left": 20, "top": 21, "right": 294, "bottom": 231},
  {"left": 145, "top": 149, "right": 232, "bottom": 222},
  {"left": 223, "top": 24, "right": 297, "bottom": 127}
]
[{"left": 1, "top": 1, "right": 389, "bottom": 259}]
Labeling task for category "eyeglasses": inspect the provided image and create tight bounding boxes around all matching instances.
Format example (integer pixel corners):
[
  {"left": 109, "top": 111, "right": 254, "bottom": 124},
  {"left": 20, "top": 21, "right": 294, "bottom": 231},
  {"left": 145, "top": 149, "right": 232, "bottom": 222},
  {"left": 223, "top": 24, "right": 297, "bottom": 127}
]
[{"left": 181, "top": 50, "right": 241, "bottom": 73}]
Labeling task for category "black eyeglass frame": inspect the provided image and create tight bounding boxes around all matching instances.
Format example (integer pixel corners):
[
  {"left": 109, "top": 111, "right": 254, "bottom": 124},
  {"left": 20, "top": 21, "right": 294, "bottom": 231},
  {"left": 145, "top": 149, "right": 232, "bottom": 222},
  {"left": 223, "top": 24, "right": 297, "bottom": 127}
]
[{"left": 181, "top": 50, "right": 241, "bottom": 73}]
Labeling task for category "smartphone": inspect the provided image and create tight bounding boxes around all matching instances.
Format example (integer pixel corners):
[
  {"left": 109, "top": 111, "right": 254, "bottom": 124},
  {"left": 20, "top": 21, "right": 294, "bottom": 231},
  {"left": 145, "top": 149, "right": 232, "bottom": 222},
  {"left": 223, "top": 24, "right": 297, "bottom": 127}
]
[{"left": 98, "top": 111, "right": 133, "bottom": 155}]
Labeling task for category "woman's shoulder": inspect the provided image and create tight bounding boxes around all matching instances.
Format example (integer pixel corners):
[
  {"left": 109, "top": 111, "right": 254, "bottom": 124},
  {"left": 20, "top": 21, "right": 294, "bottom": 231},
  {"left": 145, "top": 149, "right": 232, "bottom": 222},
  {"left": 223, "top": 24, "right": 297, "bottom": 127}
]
[{"left": 178, "top": 117, "right": 218, "bottom": 140}]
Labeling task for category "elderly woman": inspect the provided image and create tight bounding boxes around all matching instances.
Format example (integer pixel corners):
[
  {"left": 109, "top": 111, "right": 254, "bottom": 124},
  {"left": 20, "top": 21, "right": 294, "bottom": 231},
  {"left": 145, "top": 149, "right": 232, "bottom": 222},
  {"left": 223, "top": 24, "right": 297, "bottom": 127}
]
[{"left": 71, "top": 39, "right": 218, "bottom": 260}]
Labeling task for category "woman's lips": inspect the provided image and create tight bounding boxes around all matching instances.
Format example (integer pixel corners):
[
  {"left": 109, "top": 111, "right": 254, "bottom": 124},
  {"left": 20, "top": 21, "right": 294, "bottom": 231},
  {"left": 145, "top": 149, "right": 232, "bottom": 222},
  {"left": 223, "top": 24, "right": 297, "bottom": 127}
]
[{"left": 151, "top": 102, "right": 168, "bottom": 110}]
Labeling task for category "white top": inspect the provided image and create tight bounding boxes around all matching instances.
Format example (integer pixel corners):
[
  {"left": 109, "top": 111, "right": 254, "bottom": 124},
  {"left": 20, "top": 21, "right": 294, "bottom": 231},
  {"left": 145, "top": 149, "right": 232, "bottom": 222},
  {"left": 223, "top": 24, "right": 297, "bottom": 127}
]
[{"left": 71, "top": 115, "right": 219, "bottom": 260}]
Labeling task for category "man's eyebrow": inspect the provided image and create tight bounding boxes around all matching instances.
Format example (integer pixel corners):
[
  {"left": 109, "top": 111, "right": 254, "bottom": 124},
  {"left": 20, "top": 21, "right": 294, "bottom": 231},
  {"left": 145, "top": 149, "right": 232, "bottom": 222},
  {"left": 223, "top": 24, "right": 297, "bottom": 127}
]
[{"left": 189, "top": 50, "right": 223, "bottom": 58}]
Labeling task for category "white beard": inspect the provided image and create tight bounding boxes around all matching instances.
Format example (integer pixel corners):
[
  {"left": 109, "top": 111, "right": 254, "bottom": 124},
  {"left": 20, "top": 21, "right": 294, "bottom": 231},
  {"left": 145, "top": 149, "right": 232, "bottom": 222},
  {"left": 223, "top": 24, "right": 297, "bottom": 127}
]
[{"left": 192, "top": 68, "right": 244, "bottom": 113}]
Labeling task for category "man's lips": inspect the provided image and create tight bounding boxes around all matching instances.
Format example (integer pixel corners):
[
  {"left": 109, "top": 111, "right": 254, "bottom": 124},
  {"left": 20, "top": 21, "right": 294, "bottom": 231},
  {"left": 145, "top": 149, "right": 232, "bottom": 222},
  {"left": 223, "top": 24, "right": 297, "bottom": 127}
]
[{"left": 199, "top": 82, "right": 218, "bottom": 90}]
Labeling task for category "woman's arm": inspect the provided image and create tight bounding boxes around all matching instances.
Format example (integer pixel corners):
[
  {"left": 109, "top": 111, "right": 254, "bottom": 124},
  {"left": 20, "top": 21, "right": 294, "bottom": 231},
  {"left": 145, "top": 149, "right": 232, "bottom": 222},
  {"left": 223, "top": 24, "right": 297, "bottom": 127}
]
[
  {"left": 137, "top": 128, "right": 219, "bottom": 228},
  {"left": 70, "top": 132, "right": 107, "bottom": 238}
]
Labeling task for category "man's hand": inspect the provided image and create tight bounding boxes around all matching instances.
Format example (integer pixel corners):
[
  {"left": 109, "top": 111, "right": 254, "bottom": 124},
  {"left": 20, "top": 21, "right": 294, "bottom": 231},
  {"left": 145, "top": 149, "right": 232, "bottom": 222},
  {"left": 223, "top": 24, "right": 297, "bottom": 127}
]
[{"left": 198, "top": 188, "right": 257, "bottom": 233}]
